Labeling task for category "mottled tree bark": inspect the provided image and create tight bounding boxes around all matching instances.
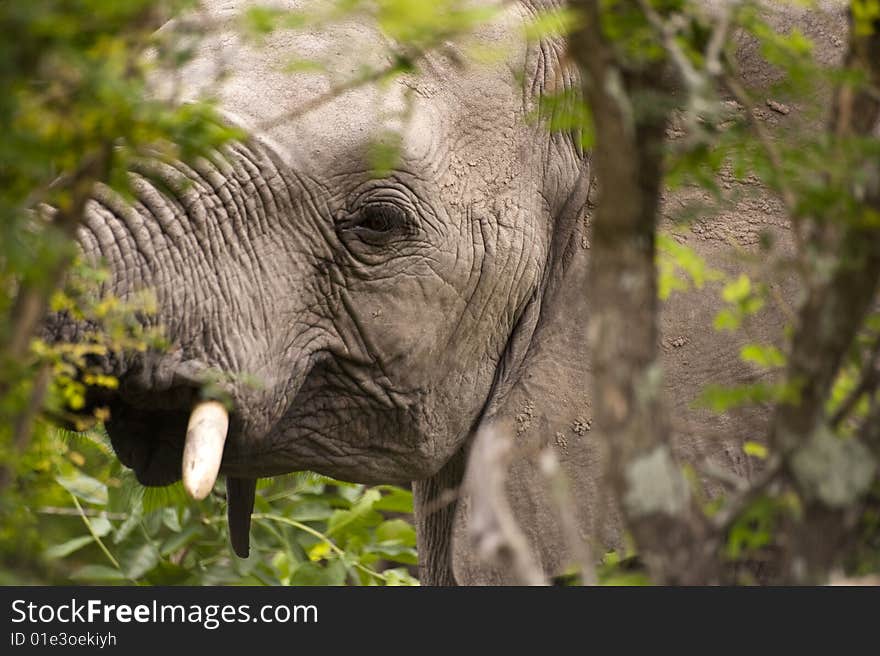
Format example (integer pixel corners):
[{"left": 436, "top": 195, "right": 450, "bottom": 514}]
[{"left": 568, "top": 0, "right": 712, "bottom": 584}]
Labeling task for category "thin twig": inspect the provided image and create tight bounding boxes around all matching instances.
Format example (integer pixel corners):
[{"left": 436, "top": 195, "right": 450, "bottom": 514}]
[
  {"left": 539, "top": 448, "right": 597, "bottom": 585},
  {"left": 705, "top": 1, "right": 740, "bottom": 78},
  {"left": 258, "top": 64, "right": 401, "bottom": 130},
  {"left": 830, "top": 333, "right": 880, "bottom": 428},
  {"left": 70, "top": 494, "right": 124, "bottom": 574},
  {"left": 636, "top": 0, "right": 702, "bottom": 92},
  {"left": 700, "top": 457, "right": 750, "bottom": 493},
  {"left": 712, "top": 455, "right": 783, "bottom": 532},
  {"left": 38, "top": 506, "right": 129, "bottom": 520},
  {"left": 722, "top": 73, "right": 804, "bottom": 243},
  {"left": 464, "top": 421, "right": 547, "bottom": 586}
]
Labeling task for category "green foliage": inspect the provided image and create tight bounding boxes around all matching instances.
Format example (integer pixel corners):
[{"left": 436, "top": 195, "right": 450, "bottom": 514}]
[
  {"left": 742, "top": 441, "right": 769, "bottom": 460},
  {"left": 532, "top": 89, "right": 596, "bottom": 150},
  {"left": 523, "top": 7, "right": 583, "bottom": 42},
  {"left": 3, "top": 425, "right": 417, "bottom": 586},
  {"left": 1, "top": 0, "right": 232, "bottom": 479},
  {"left": 724, "top": 496, "right": 781, "bottom": 561},
  {"left": 713, "top": 275, "right": 766, "bottom": 332},
  {"left": 372, "top": 0, "right": 498, "bottom": 47},
  {"left": 739, "top": 343, "right": 786, "bottom": 369},
  {"left": 1, "top": 1, "right": 230, "bottom": 585},
  {"left": 657, "top": 233, "right": 723, "bottom": 299},
  {"left": 697, "top": 381, "right": 800, "bottom": 413},
  {"left": 642, "top": 0, "right": 880, "bottom": 581},
  {"left": 596, "top": 549, "right": 650, "bottom": 586}
]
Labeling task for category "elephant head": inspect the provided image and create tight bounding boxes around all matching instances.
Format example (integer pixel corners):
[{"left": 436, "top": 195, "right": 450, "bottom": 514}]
[
  {"left": 69, "top": 0, "right": 587, "bottom": 572},
  {"left": 66, "top": 0, "right": 845, "bottom": 583}
]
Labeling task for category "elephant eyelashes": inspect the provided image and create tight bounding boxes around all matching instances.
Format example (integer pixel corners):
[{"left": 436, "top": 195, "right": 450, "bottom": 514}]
[{"left": 337, "top": 202, "right": 412, "bottom": 246}]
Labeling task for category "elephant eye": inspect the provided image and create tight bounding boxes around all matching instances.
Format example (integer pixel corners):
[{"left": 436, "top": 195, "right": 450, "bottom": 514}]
[{"left": 341, "top": 202, "right": 410, "bottom": 245}]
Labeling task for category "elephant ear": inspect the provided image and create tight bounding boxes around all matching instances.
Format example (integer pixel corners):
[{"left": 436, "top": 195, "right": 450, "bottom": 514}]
[{"left": 450, "top": 161, "right": 611, "bottom": 585}]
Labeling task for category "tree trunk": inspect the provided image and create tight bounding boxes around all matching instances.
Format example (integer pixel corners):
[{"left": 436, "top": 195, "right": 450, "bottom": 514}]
[{"left": 569, "top": 0, "right": 712, "bottom": 583}]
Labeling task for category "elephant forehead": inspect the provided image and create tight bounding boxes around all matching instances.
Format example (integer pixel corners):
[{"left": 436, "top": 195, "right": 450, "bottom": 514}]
[{"left": 166, "top": 0, "right": 528, "bottom": 175}]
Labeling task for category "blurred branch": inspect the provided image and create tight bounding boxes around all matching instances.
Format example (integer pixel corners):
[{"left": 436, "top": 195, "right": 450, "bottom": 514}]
[
  {"left": 830, "top": 333, "right": 880, "bottom": 429},
  {"left": 856, "top": 396, "right": 880, "bottom": 455},
  {"left": 721, "top": 72, "right": 805, "bottom": 252},
  {"left": 712, "top": 455, "right": 783, "bottom": 533},
  {"left": 258, "top": 61, "right": 405, "bottom": 130},
  {"left": 38, "top": 506, "right": 129, "bottom": 520},
  {"left": 539, "top": 448, "right": 597, "bottom": 584},
  {"left": 636, "top": 0, "right": 702, "bottom": 92},
  {"left": 465, "top": 421, "right": 547, "bottom": 586},
  {"left": 0, "top": 366, "right": 51, "bottom": 492}
]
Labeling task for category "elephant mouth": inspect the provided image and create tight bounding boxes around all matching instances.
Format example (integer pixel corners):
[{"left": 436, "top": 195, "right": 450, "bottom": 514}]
[
  {"left": 91, "top": 359, "right": 239, "bottom": 489},
  {"left": 88, "top": 357, "right": 262, "bottom": 558}
]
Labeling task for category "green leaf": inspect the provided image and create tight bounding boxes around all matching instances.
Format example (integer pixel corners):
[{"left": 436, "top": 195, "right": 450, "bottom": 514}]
[
  {"left": 44, "top": 535, "right": 97, "bottom": 560},
  {"left": 282, "top": 59, "right": 327, "bottom": 74},
  {"left": 657, "top": 232, "right": 723, "bottom": 299},
  {"left": 373, "top": 485, "right": 414, "bottom": 513},
  {"left": 722, "top": 274, "right": 752, "bottom": 303},
  {"left": 725, "top": 496, "right": 778, "bottom": 560},
  {"left": 113, "top": 503, "right": 143, "bottom": 544},
  {"left": 159, "top": 525, "right": 203, "bottom": 557},
  {"left": 289, "top": 560, "right": 347, "bottom": 586},
  {"left": 375, "top": 519, "right": 416, "bottom": 546},
  {"left": 241, "top": 6, "right": 284, "bottom": 37},
  {"left": 327, "top": 488, "right": 382, "bottom": 537},
  {"left": 289, "top": 500, "right": 335, "bottom": 522},
  {"left": 366, "top": 544, "right": 419, "bottom": 565},
  {"left": 743, "top": 442, "right": 769, "bottom": 459},
  {"left": 161, "top": 507, "right": 181, "bottom": 532},
  {"left": 56, "top": 472, "right": 108, "bottom": 505},
  {"left": 367, "top": 132, "right": 402, "bottom": 179},
  {"left": 697, "top": 382, "right": 800, "bottom": 412},
  {"left": 853, "top": 0, "right": 880, "bottom": 36},
  {"left": 120, "top": 543, "right": 160, "bottom": 580},
  {"left": 70, "top": 565, "right": 127, "bottom": 582},
  {"left": 713, "top": 308, "right": 741, "bottom": 331},
  {"left": 307, "top": 541, "right": 333, "bottom": 563},
  {"left": 740, "top": 344, "right": 786, "bottom": 368},
  {"left": 381, "top": 567, "right": 420, "bottom": 586},
  {"left": 523, "top": 8, "right": 581, "bottom": 41}
]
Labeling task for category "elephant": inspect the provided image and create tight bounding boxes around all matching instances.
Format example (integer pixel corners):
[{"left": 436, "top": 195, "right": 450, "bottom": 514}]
[{"left": 60, "top": 0, "right": 849, "bottom": 584}]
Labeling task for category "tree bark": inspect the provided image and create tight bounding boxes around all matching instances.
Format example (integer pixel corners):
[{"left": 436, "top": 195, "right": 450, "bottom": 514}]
[{"left": 569, "top": 0, "right": 712, "bottom": 584}]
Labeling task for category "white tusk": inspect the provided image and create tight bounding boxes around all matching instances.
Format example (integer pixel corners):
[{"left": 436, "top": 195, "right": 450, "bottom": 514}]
[{"left": 182, "top": 400, "right": 229, "bottom": 500}]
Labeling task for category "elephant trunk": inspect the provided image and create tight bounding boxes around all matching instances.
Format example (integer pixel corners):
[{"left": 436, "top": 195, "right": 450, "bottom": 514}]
[
  {"left": 51, "top": 140, "right": 305, "bottom": 496},
  {"left": 45, "top": 138, "right": 326, "bottom": 556}
]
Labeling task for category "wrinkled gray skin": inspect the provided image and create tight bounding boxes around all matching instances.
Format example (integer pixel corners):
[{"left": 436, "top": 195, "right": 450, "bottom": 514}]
[{"left": 68, "top": 0, "right": 847, "bottom": 583}]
